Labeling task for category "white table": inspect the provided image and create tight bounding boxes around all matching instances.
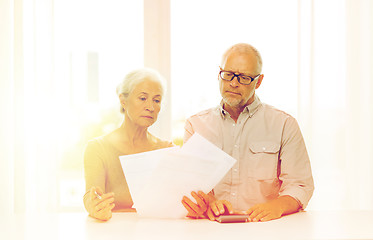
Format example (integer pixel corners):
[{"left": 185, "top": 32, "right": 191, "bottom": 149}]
[{"left": 2, "top": 211, "right": 373, "bottom": 239}]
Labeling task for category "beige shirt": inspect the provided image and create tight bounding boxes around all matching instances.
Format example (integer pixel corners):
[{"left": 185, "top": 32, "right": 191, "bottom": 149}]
[
  {"left": 83, "top": 135, "right": 172, "bottom": 212},
  {"left": 83, "top": 136, "right": 134, "bottom": 211},
  {"left": 184, "top": 95, "right": 314, "bottom": 211}
]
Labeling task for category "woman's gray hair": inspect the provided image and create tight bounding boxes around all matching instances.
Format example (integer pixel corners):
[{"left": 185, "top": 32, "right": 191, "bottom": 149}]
[{"left": 116, "top": 68, "right": 166, "bottom": 113}]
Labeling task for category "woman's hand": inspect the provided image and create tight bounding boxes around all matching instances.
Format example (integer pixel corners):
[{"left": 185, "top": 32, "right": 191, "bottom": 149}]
[{"left": 87, "top": 186, "right": 115, "bottom": 221}]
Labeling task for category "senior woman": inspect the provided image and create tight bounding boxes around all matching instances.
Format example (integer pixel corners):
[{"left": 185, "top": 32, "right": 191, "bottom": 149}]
[{"left": 83, "top": 68, "right": 172, "bottom": 221}]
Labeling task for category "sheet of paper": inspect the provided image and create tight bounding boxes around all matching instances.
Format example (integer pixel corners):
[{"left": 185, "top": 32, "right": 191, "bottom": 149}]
[
  {"left": 120, "top": 146, "right": 180, "bottom": 209},
  {"left": 120, "top": 133, "right": 236, "bottom": 219},
  {"left": 180, "top": 133, "right": 236, "bottom": 183}
]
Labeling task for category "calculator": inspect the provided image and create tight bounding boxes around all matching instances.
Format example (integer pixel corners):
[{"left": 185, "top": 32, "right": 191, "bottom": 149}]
[{"left": 216, "top": 214, "right": 249, "bottom": 223}]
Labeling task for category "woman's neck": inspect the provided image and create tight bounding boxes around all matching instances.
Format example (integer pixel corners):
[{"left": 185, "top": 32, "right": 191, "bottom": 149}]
[{"left": 119, "top": 120, "right": 151, "bottom": 148}]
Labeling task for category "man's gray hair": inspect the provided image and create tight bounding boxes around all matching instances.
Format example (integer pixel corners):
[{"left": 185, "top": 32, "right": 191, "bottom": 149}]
[{"left": 221, "top": 43, "right": 263, "bottom": 73}]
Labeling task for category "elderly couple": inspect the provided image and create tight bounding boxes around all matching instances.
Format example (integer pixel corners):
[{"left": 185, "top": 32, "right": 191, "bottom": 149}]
[{"left": 83, "top": 43, "right": 314, "bottom": 222}]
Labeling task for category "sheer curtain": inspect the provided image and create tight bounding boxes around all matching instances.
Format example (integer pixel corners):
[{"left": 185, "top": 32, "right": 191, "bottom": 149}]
[
  {"left": 298, "top": 0, "right": 373, "bottom": 210},
  {"left": 0, "top": 0, "right": 145, "bottom": 213},
  {"left": 1, "top": 0, "right": 63, "bottom": 213},
  {"left": 0, "top": 0, "right": 15, "bottom": 215},
  {"left": 343, "top": 0, "right": 373, "bottom": 209},
  {"left": 1, "top": 0, "right": 56, "bottom": 212}
]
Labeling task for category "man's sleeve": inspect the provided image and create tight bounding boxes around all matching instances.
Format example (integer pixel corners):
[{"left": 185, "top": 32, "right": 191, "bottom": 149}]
[
  {"left": 278, "top": 116, "right": 315, "bottom": 209},
  {"left": 183, "top": 118, "right": 195, "bottom": 143}
]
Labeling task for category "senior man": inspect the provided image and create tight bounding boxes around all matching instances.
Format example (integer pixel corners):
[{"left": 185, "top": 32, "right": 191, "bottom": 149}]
[{"left": 182, "top": 43, "right": 314, "bottom": 222}]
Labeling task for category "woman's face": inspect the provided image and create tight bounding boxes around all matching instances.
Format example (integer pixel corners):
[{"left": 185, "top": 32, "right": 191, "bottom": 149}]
[{"left": 122, "top": 79, "right": 163, "bottom": 128}]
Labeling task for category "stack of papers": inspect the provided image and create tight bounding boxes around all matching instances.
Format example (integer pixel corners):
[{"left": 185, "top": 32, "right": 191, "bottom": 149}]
[{"left": 120, "top": 133, "right": 236, "bottom": 219}]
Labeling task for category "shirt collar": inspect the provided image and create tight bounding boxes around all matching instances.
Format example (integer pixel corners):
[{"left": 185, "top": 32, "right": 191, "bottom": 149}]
[{"left": 219, "top": 94, "right": 262, "bottom": 119}]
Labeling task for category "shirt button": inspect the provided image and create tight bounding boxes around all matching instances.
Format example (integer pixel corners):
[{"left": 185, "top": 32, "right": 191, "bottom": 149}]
[
  {"left": 233, "top": 169, "right": 238, "bottom": 172},
  {"left": 231, "top": 192, "right": 236, "bottom": 196},
  {"left": 262, "top": 147, "right": 266, "bottom": 151},
  {"left": 234, "top": 144, "right": 238, "bottom": 148},
  {"left": 232, "top": 123, "right": 235, "bottom": 127}
]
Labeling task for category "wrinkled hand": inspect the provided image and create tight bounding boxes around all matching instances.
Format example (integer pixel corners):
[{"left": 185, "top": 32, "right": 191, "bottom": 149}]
[
  {"left": 88, "top": 186, "right": 115, "bottom": 221},
  {"left": 208, "top": 200, "right": 234, "bottom": 221},
  {"left": 182, "top": 191, "right": 211, "bottom": 218},
  {"left": 246, "top": 201, "right": 283, "bottom": 222}
]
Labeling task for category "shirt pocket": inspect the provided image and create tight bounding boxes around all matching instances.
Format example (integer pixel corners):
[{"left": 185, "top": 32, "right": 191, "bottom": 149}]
[{"left": 248, "top": 141, "right": 280, "bottom": 180}]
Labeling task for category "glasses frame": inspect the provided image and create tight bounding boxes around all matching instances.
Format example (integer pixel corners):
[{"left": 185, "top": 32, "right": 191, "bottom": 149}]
[{"left": 219, "top": 67, "right": 260, "bottom": 85}]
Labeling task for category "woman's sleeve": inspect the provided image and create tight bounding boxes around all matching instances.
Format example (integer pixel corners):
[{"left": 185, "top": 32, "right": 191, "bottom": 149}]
[{"left": 83, "top": 140, "right": 106, "bottom": 211}]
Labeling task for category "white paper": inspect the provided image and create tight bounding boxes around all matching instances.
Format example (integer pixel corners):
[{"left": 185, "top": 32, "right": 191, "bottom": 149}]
[
  {"left": 120, "top": 133, "right": 236, "bottom": 219},
  {"left": 120, "top": 146, "right": 179, "bottom": 209}
]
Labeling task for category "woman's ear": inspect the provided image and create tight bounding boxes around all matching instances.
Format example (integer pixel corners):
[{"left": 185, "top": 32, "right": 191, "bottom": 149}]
[{"left": 119, "top": 94, "right": 126, "bottom": 111}]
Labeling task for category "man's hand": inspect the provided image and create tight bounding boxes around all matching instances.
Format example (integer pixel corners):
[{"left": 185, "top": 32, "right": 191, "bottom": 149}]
[
  {"left": 246, "top": 201, "right": 283, "bottom": 222},
  {"left": 88, "top": 186, "right": 115, "bottom": 221},
  {"left": 182, "top": 191, "right": 210, "bottom": 218},
  {"left": 182, "top": 192, "right": 238, "bottom": 221},
  {"left": 182, "top": 191, "right": 213, "bottom": 219},
  {"left": 209, "top": 200, "right": 234, "bottom": 220},
  {"left": 246, "top": 195, "right": 301, "bottom": 222}
]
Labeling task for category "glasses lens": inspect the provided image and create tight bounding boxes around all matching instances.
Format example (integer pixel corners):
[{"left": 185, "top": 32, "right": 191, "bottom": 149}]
[
  {"left": 220, "top": 71, "right": 234, "bottom": 81},
  {"left": 239, "top": 75, "right": 253, "bottom": 84}
]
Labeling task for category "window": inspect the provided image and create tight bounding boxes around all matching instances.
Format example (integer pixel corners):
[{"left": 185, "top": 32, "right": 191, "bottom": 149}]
[
  {"left": 53, "top": 0, "right": 144, "bottom": 210},
  {"left": 3, "top": 0, "right": 372, "bottom": 213},
  {"left": 171, "top": 0, "right": 299, "bottom": 141}
]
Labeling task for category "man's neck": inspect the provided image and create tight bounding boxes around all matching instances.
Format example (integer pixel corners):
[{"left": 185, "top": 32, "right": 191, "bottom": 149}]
[
  {"left": 223, "top": 96, "right": 255, "bottom": 123},
  {"left": 223, "top": 103, "right": 245, "bottom": 123}
]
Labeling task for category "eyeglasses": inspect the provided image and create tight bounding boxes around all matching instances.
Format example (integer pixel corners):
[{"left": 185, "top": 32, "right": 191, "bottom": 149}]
[{"left": 219, "top": 67, "right": 260, "bottom": 85}]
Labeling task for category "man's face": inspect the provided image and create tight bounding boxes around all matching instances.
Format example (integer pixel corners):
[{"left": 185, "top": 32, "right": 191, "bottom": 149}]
[{"left": 219, "top": 51, "right": 262, "bottom": 109}]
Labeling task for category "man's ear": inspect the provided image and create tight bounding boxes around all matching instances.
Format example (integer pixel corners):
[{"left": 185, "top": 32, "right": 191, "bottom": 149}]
[{"left": 255, "top": 74, "right": 264, "bottom": 89}]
